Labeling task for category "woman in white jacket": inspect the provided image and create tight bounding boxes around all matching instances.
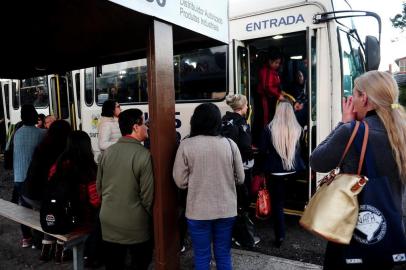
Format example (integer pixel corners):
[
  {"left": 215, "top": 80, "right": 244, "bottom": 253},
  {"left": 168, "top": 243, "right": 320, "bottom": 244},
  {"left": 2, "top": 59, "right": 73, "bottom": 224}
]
[{"left": 98, "top": 100, "right": 121, "bottom": 156}]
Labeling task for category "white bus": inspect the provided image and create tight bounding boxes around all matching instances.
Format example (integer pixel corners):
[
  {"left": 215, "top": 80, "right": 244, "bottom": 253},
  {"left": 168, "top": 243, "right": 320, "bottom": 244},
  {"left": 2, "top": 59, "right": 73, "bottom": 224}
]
[
  {"left": 1, "top": 0, "right": 381, "bottom": 214},
  {"left": 229, "top": 0, "right": 381, "bottom": 214},
  {"left": 1, "top": 74, "right": 78, "bottom": 134}
]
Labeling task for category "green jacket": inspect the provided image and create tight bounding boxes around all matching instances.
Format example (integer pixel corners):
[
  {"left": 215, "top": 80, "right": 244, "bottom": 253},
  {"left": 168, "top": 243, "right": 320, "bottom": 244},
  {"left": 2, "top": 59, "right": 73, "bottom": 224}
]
[{"left": 97, "top": 137, "right": 154, "bottom": 244}]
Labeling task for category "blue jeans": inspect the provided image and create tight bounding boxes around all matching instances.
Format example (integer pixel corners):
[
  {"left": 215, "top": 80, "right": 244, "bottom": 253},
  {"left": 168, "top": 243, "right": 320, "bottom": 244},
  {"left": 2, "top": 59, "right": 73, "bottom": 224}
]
[{"left": 187, "top": 217, "right": 236, "bottom": 270}]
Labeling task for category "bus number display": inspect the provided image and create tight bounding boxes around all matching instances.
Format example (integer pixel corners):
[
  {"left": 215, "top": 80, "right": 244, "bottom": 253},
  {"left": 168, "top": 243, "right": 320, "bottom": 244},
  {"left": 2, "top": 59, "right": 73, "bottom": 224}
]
[{"left": 146, "top": 0, "right": 166, "bottom": 7}]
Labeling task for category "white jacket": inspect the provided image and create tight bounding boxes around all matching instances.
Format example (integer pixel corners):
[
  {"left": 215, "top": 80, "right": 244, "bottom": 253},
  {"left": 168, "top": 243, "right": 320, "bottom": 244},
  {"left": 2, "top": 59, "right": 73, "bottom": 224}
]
[{"left": 98, "top": 116, "right": 121, "bottom": 152}]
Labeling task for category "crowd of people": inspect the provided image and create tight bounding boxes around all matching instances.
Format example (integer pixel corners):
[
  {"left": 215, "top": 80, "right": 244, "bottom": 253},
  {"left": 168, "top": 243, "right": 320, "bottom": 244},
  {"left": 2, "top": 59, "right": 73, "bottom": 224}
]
[{"left": 2, "top": 69, "right": 406, "bottom": 270}]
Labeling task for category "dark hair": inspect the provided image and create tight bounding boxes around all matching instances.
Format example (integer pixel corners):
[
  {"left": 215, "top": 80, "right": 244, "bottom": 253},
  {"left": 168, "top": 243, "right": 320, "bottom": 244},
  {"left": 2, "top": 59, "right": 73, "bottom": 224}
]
[
  {"left": 54, "top": 131, "right": 97, "bottom": 184},
  {"left": 190, "top": 103, "right": 221, "bottom": 137},
  {"left": 268, "top": 50, "right": 283, "bottom": 62},
  {"left": 38, "top": 120, "right": 72, "bottom": 154},
  {"left": 21, "top": 104, "right": 38, "bottom": 126},
  {"left": 118, "top": 109, "right": 143, "bottom": 136},
  {"left": 101, "top": 99, "right": 117, "bottom": 117},
  {"left": 37, "top": 114, "right": 46, "bottom": 128},
  {"left": 28, "top": 120, "right": 71, "bottom": 186}
]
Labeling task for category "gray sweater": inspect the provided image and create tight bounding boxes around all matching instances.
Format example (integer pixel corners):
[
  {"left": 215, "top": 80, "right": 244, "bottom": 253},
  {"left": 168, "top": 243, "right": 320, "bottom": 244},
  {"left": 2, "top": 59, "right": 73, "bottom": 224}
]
[
  {"left": 310, "top": 114, "right": 405, "bottom": 215},
  {"left": 173, "top": 135, "right": 245, "bottom": 220}
]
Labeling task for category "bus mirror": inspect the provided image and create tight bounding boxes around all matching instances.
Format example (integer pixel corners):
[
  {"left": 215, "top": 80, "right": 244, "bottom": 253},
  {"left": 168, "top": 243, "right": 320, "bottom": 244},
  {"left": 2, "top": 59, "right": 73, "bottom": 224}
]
[
  {"left": 365, "top": 36, "right": 380, "bottom": 71},
  {"left": 96, "top": 65, "right": 103, "bottom": 77}
]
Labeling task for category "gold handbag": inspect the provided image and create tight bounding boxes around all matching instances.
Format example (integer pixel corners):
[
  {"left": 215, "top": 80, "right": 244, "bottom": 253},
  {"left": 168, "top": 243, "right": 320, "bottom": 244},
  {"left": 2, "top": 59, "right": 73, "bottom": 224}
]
[{"left": 299, "top": 121, "right": 369, "bottom": 244}]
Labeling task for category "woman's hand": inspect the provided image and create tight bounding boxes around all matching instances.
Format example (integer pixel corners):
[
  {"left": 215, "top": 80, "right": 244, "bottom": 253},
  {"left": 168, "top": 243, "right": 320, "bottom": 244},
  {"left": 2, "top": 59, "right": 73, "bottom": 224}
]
[
  {"left": 294, "top": 102, "right": 304, "bottom": 111},
  {"left": 342, "top": 97, "right": 355, "bottom": 123}
]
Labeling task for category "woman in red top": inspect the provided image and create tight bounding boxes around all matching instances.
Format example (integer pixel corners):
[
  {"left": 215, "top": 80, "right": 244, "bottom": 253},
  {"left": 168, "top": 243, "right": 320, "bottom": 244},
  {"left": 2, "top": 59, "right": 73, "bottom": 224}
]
[{"left": 257, "top": 51, "right": 284, "bottom": 127}]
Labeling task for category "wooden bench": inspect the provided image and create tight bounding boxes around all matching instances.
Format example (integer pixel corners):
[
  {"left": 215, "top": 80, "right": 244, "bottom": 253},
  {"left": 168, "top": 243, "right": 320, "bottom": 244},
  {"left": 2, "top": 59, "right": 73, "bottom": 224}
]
[{"left": 0, "top": 198, "right": 90, "bottom": 270}]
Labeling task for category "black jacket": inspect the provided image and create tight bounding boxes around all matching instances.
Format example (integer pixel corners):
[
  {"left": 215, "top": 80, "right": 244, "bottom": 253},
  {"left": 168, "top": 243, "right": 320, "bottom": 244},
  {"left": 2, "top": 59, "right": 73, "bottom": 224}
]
[{"left": 221, "top": 112, "right": 253, "bottom": 163}]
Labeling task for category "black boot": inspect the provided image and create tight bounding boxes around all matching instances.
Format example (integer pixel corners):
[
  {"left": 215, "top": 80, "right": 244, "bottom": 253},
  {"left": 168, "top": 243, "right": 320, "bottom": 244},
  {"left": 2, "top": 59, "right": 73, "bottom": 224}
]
[{"left": 39, "top": 240, "right": 55, "bottom": 261}]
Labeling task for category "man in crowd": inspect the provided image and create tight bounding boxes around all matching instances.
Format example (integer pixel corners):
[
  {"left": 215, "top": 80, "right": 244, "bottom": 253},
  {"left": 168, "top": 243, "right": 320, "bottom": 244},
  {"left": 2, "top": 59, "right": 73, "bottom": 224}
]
[
  {"left": 13, "top": 104, "right": 46, "bottom": 247},
  {"left": 97, "top": 109, "right": 154, "bottom": 270}
]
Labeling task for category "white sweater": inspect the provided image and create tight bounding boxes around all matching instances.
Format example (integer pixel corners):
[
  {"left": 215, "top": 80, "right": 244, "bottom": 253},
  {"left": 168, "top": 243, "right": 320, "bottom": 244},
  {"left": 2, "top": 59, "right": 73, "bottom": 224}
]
[
  {"left": 173, "top": 136, "right": 245, "bottom": 220},
  {"left": 98, "top": 117, "right": 121, "bottom": 153}
]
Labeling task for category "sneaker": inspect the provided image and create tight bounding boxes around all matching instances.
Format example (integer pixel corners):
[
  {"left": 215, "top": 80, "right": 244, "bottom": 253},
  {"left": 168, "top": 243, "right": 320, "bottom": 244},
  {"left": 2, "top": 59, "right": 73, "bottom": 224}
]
[
  {"left": 180, "top": 245, "right": 186, "bottom": 253},
  {"left": 21, "top": 238, "right": 32, "bottom": 248},
  {"left": 254, "top": 236, "right": 261, "bottom": 245},
  {"left": 233, "top": 240, "right": 241, "bottom": 247}
]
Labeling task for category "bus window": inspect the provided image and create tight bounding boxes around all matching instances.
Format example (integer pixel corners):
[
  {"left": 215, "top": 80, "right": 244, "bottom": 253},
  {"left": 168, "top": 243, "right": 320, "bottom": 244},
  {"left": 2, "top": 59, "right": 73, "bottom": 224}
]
[
  {"left": 4, "top": 84, "right": 10, "bottom": 119},
  {"left": 95, "top": 59, "right": 148, "bottom": 105},
  {"left": 338, "top": 29, "right": 365, "bottom": 97},
  {"left": 85, "top": 68, "right": 94, "bottom": 106},
  {"left": 12, "top": 82, "right": 19, "bottom": 109},
  {"left": 175, "top": 45, "right": 227, "bottom": 101},
  {"left": 92, "top": 45, "right": 227, "bottom": 105},
  {"left": 20, "top": 76, "right": 49, "bottom": 108}
]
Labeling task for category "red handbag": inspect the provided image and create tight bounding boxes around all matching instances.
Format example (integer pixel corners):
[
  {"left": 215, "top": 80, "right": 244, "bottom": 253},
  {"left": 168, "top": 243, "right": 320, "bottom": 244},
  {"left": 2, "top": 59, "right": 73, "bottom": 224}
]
[
  {"left": 256, "top": 178, "right": 271, "bottom": 219},
  {"left": 251, "top": 175, "right": 265, "bottom": 195}
]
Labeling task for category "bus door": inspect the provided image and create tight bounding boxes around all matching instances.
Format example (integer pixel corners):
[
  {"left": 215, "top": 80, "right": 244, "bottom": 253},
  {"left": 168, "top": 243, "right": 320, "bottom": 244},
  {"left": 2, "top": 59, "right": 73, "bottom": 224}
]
[
  {"left": 48, "top": 74, "right": 72, "bottom": 124},
  {"left": 71, "top": 70, "right": 81, "bottom": 130},
  {"left": 233, "top": 40, "right": 251, "bottom": 121},
  {"left": 233, "top": 28, "right": 318, "bottom": 215},
  {"left": 1, "top": 80, "right": 11, "bottom": 134}
]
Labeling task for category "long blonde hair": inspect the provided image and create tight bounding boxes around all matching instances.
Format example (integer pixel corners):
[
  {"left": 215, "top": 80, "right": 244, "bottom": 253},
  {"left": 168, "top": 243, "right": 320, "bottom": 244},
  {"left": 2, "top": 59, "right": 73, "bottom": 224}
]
[
  {"left": 268, "top": 101, "right": 302, "bottom": 170},
  {"left": 354, "top": 70, "right": 406, "bottom": 182}
]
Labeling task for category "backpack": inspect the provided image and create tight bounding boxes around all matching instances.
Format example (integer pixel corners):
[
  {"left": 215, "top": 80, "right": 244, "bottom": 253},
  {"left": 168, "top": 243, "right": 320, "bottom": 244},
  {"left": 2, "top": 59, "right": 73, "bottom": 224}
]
[
  {"left": 40, "top": 164, "right": 80, "bottom": 234},
  {"left": 221, "top": 118, "right": 240, "bottom": 144}
]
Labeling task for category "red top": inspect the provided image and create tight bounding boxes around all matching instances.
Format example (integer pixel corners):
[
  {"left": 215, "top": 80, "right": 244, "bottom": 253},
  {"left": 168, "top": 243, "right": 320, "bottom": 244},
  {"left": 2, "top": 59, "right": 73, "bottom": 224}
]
[{"left": 257, "top": 65, "right": 281, "bottom": 98}]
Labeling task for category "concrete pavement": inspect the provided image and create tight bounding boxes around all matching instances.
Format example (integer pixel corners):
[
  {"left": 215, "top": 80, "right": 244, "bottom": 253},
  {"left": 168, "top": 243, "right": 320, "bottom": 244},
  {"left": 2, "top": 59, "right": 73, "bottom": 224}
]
[
  {"left": 230, "top": 249, "right": 322, "bottom": 270},
  {"left": 180, "top": 248, "right": 322, "bottom": 270}
]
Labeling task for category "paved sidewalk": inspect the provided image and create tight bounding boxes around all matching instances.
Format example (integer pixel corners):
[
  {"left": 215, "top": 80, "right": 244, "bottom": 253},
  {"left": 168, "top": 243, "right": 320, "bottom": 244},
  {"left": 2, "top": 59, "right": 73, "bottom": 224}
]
[
  {"left": 230, "top": 249, "right": 322, "bottom": 270},
  {"left": 181, "top": 248, "right": 322, "bottom": 270}
]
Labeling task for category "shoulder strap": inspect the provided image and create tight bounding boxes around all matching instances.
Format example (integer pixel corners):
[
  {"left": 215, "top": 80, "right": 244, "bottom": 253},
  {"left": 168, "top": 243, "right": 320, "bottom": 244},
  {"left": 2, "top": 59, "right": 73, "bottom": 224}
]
[
  {"left": 225, "top": 138, "right": 235, "bottom": 165},
  {"left": 357, "top": 121, "right": 369, "bottom": 175},
  {"left": 337, "top": 121, "right": 360, "bottom": 167},
  {"left": 225, "top": 138, "right": 238, "bottom": 183},
  {"left": 337, "top": 120, "right": 369, "bottom": 175}
]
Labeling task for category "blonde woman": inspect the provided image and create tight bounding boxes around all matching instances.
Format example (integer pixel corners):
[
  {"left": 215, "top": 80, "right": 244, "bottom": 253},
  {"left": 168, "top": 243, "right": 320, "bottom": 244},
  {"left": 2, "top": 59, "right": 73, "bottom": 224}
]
[
  {"left": 222, "top": 94, "right": 254, "bottom": 205},
  {"left": 310, "top": 71, "right": 406, "bottom": 269},
  {"left": 259, "top": 100, "right": 305, "bottom": 247}
]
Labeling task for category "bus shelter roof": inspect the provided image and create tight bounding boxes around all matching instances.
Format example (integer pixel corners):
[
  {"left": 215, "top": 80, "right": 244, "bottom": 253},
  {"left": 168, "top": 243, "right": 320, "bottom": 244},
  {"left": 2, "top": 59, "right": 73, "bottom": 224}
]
[{"left": 0, "top": 0, "right": 226, "bottom": 79}]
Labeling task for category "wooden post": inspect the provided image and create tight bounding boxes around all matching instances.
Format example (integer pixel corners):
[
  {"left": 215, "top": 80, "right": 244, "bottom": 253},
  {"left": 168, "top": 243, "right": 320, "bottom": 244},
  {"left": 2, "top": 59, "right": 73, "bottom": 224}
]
[{"left": 147, "top": 19, "right": 180, "bottom": 270}]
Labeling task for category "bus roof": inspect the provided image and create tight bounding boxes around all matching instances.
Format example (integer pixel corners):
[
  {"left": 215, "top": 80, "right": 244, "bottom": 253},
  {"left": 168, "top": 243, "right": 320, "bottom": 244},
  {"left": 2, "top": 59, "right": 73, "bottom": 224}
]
[{"left": 229, "top": 0, "right": 335, "bottom": 20}]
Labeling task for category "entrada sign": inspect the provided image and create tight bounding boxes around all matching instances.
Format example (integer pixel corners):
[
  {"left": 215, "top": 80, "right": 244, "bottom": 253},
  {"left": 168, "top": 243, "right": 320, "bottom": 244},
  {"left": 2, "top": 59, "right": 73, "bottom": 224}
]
[{"left": 246, "top": 14, "right": 305, "bottom": 32}]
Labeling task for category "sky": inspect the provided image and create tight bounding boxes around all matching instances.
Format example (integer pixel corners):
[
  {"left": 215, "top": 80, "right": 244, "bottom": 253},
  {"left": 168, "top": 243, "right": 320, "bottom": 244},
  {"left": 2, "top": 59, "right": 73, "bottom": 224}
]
[{"left": 350, "top": 0, "right": 406, "bottom": 71}]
